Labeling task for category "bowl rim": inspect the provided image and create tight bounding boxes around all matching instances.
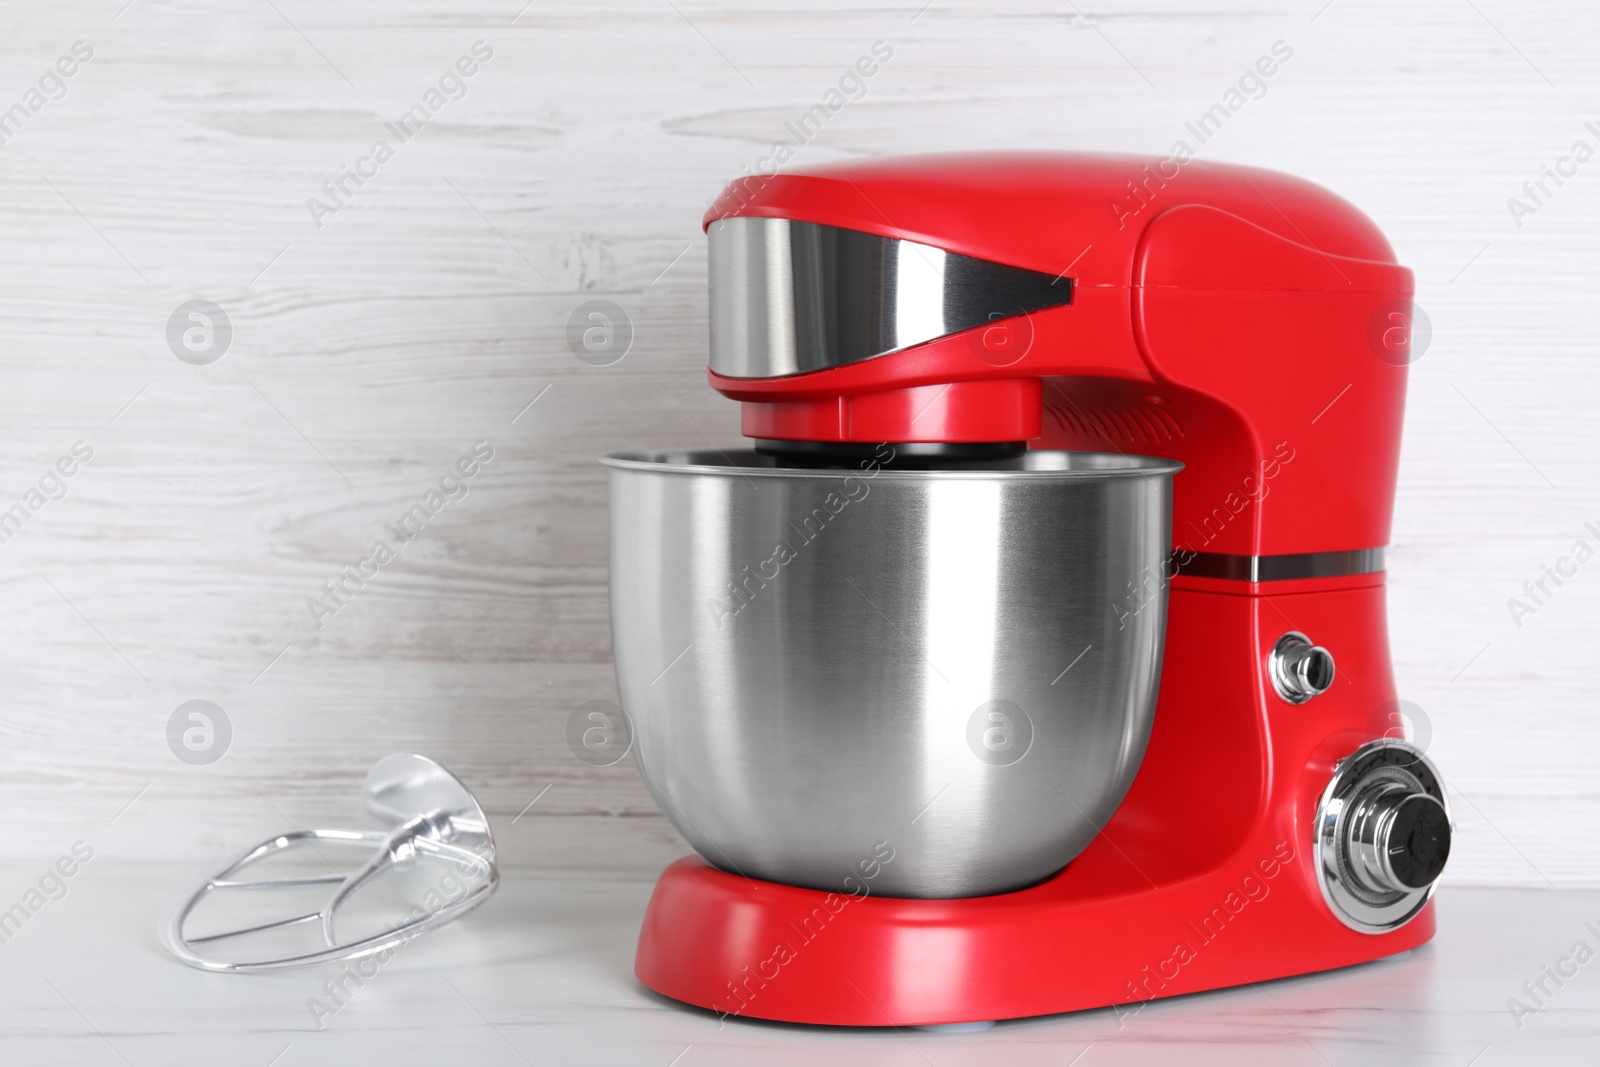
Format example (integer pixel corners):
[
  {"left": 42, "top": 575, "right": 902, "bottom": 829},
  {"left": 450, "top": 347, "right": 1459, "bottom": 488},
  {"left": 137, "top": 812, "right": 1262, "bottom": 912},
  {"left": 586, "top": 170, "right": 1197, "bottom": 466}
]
[{"left": 600, "top": 448, "right": 1182, "bottom": 480}]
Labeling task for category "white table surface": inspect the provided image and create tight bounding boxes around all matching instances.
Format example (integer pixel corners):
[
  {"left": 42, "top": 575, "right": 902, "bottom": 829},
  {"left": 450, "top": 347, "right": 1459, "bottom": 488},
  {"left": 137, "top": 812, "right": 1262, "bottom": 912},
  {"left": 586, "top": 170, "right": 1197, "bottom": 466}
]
[{"left": 0, "top": 859, "right": 1593, "bottom": 1066}]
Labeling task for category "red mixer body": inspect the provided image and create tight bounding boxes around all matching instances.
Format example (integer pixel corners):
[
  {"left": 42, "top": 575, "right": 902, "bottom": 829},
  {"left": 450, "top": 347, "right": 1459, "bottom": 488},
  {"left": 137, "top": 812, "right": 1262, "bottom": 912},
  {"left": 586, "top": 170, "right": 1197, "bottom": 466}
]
[{"left": 634, "top": 153, "right": 1432, "bottom": 1025}]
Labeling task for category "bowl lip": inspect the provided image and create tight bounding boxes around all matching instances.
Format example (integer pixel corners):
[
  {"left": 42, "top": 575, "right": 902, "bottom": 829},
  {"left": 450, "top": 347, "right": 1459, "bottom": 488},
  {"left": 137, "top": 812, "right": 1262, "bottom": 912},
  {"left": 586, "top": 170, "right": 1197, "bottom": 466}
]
[{"left": 600, "top": 448, "right": 1182, "bottom": 480}]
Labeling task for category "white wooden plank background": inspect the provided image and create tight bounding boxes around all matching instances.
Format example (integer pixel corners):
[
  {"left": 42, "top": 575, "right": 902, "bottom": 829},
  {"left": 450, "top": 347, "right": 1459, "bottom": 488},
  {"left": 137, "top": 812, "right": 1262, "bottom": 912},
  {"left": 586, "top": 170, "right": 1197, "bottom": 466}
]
[{"left": 0, "top": 0, "right": 1594, "bottom": 888}]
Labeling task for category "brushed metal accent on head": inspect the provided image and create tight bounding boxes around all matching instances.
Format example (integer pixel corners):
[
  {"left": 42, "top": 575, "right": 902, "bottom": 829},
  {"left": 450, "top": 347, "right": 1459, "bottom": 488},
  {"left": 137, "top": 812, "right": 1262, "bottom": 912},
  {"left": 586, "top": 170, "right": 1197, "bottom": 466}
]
[{"left": 707, "top": 217, "right": 1074, "bottom": 379}]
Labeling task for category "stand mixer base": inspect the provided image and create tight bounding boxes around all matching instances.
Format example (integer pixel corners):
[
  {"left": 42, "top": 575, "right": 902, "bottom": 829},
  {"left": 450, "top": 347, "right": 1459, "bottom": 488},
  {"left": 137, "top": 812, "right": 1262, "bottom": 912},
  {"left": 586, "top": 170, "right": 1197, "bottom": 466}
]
[
  {"left": 635, "top": 852, "right": 1434, "bottom": 1027},
  {"left": 635, "top": 582, "right": 1439, "bottom": 1027}
]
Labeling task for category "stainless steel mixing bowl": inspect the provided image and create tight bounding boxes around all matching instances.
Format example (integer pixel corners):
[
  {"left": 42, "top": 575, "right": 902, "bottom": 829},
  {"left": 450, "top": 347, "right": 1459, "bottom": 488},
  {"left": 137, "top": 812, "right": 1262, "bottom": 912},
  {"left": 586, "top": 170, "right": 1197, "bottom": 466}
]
[{"left": 603, "top": 448, "right": 1180, "bottom": 898}]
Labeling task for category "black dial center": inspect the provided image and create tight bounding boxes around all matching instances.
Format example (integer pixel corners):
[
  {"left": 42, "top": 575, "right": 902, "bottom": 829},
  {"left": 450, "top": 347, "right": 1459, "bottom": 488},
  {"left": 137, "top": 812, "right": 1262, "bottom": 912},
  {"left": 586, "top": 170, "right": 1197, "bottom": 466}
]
[{"left": 1384, "top": 794, "right": 1451, "bottom": 889}]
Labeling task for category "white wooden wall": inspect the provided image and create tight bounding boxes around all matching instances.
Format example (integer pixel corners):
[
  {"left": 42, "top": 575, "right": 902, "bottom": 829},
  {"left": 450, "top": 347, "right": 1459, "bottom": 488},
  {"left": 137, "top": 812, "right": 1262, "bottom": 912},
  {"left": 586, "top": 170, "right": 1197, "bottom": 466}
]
[{"left": 0, "top": 0, "right": 1594, "bottom": 888}]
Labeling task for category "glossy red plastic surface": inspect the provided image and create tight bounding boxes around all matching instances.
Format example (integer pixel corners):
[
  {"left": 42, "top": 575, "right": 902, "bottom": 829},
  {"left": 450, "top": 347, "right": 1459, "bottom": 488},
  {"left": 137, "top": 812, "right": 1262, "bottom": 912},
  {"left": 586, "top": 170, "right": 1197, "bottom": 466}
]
[
  {"left": 635, "top": 581, "right": 1434, "bottom": 1026},
  {"left": 739, "top": 378, "right": 1041, "bottom": 443},
  {"left": 703, "top": 153, "right": 1399, "bottom": 274},
  {"left": 704, "top": 152, "right": 1413, "bottom": 558}
]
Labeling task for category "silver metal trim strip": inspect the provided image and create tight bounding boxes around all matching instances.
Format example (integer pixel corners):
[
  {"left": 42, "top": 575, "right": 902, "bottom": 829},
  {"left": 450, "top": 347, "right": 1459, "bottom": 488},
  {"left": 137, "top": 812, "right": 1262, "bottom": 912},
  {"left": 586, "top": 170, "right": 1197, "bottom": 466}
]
[{"left": 1177, "top": 547, "right": 1386, "bottom": 582}]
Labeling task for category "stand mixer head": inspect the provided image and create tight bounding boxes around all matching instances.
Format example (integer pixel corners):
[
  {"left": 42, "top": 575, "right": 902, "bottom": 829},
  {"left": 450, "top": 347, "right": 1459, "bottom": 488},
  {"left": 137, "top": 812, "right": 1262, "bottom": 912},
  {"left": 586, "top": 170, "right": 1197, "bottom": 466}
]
[{"left": 608, "top": 152, "right": 1452, "bottom": 1025}]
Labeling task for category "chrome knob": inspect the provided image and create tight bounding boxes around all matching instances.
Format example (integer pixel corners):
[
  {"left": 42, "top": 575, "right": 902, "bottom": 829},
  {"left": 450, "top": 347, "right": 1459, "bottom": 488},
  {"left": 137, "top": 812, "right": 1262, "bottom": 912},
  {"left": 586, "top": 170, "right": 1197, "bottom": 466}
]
[
  {"left": 1345, "top": 785, "right": 1452, "bottom": 893},
  {"left": 1314, "top": 739, "right": 1451, "bottom": 932},
  {"left": 1269, "top": 631, "right": 1335, "bottom": 703}
]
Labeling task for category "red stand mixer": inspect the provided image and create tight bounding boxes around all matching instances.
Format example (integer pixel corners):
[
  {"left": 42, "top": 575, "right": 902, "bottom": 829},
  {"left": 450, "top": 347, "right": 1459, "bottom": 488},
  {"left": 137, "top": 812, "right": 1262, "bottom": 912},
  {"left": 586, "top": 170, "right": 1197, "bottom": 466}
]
[{"left": 606, "top": 152, "right": 1451, "bottom": 1026}]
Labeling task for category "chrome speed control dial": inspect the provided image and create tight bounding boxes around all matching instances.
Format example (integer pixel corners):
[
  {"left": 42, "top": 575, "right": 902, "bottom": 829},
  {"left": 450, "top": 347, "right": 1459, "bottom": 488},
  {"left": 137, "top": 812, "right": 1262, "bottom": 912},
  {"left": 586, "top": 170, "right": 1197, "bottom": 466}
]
[
  {"left": 1270, "top": 631, "right": 1335, "bottom": 704},
  {"left": 1314, "top": 738, "right": 1452, "bottom": 932},
  {"left": 1347, "top": 788, "right": 1451, "bottom": 892}
]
